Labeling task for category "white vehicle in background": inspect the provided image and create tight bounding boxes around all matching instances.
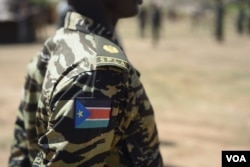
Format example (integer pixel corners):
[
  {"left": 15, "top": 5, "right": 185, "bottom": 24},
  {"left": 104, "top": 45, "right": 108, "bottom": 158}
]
[
  {"left": 0, "top": 0, "right": 15, "bottom": 21},
  {"left": 0, "top": 0, "right": 19, "bottom": 43},
  {"left": 0, "top": 0, "right": 56, "bottom": 44}
]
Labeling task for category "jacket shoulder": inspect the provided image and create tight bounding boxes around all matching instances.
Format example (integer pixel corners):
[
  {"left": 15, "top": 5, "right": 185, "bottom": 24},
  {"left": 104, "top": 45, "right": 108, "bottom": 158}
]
[{"left": 94, "top": 35, "right": 129, "bottom": 71}]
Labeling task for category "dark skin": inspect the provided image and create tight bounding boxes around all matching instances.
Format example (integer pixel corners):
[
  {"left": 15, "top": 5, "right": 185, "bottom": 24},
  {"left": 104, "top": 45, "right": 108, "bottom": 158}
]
[{"left": 69, "top": 0, "right": 142, "bottom": 32}]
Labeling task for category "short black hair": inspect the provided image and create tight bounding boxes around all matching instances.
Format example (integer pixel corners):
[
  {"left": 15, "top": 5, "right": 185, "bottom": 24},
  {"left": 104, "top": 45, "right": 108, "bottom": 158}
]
[
  {"left": 67, "top": 0, "right": 101, "bottom": 13},
  {"left": 67, "top": 0, "right": 99, "bottom": 7},
  {"left": 67, "top": 0, "right": 86, "bottom": 8}
]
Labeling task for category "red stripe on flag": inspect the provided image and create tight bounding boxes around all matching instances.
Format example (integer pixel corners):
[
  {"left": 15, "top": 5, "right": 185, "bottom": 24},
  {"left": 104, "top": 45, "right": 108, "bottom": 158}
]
[{"left": 87, "top": 108, "right": 111, "bottom": 119}]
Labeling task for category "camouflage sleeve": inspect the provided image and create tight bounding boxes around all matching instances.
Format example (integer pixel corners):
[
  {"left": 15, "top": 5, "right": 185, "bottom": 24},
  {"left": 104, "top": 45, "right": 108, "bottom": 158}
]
[
  {"left": 8, "top": 47, "right": 49, "bottom": 167},
  {"left": 33, "top": 66, "right": 127, "bottom": 166},
  {"left": 116, "top": 68, "right": 163, "bottom": 167}
]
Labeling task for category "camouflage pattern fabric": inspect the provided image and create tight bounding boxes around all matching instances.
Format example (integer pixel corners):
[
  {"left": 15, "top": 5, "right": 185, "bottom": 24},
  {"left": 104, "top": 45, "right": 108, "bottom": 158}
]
[{"left": 8, "top": 11, "right": 163, "bottom": 167}]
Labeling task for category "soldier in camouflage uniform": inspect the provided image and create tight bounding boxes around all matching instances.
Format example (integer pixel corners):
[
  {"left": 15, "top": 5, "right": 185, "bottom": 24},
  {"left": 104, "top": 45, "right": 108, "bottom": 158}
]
[{"left": 8, "top": 0, "right": 163, "bottom": 166}]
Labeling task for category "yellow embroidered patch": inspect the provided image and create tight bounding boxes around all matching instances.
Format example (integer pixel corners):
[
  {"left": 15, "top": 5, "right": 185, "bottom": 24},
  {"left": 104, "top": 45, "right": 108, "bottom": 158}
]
[{"left": 103, "top": 45, "right": 119, "bottom": 54}]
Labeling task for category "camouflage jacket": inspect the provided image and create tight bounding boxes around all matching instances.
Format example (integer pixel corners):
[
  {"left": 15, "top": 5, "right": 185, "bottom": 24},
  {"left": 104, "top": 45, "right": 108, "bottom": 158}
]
[{"left": 8, "top": 11, "right": 163, "bottom": 167}]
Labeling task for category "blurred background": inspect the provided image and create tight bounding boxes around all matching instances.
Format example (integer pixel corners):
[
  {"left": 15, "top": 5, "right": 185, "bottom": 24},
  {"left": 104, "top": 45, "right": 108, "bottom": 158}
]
[{"left": 0, "top": 0, "right": 250, "bottom": 166}]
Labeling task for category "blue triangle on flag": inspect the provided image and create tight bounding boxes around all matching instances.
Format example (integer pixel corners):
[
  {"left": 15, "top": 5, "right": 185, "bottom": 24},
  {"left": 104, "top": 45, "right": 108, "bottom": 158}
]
[{"left": 75, "top": 100, "right": 91, "bottom": 128}]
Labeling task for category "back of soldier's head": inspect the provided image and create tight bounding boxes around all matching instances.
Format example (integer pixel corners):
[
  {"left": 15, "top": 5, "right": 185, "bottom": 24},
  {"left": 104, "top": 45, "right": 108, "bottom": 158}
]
[
  {"left": 67, "top": 0, "right": 98, "bottom": 6},
  {"left": 67, "top": 0, "right": 100, "bottom": 11},
  {"left": 67, "top": 0, "right": 141, "bottom": 19}
]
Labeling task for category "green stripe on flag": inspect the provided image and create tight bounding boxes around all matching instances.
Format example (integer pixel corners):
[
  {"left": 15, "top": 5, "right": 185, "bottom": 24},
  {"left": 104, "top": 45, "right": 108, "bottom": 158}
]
[{"left": 76, "top": 120, "right": 109, "bottom": 128}]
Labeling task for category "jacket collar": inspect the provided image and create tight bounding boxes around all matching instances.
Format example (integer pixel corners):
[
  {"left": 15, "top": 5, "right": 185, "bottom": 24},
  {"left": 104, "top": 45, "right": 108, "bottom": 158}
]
[{"left": 64, "top": 11, "right": 119, "bottom": 45}]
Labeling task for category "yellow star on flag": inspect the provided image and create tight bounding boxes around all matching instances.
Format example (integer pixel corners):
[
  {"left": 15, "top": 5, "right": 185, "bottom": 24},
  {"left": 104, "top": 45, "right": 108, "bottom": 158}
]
[{"left": 77, "top": 110, "right": 83, "bottom": 117}]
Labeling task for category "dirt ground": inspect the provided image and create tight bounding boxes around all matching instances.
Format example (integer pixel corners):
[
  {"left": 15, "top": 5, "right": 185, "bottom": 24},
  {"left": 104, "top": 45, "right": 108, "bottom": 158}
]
[{"left": 0, "top": 17, "right": 250, "bottom": 167}]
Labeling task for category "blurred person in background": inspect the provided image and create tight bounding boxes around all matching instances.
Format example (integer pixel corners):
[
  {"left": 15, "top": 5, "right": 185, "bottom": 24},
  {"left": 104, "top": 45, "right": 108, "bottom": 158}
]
[
  {"left": 236, "top": 0, "right": 246, "bottom": 35},
  {"left": 56, "top": 0, "right": 68, "bottom": 29},
  {"left": 246, "top": 0, "right": 250, "bottom": 34},
  {"left": 138, "top": 5, "right": 148, "bottom": 38},
  {"left": 214, "top": 0, "right": 225, "bottom": 42},
  {"left": 16, "top": 0, "right": 36, "bottom": 43},
  {"left": 7, "top": 0, "right": 163, "bottom": 166},
  {"left": 150, "top": 2, "right": 162, "bottom": 47}
]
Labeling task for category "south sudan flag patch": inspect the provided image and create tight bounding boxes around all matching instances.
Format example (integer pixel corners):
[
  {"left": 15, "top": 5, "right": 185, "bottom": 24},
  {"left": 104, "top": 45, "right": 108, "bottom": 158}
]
[{"left": 74, "top": 97, "right": 111, "bottom": 129}]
